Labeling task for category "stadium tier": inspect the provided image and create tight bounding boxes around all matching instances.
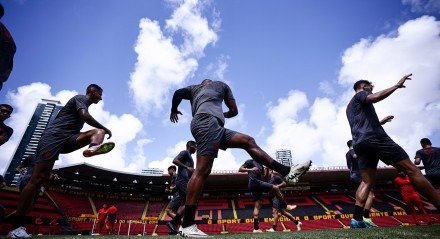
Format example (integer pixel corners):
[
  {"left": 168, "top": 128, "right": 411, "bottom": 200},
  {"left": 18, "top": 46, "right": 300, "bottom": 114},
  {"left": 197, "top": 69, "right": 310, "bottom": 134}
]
[{"left": 1, "top": 165, "right": 438, "bottom": 235}]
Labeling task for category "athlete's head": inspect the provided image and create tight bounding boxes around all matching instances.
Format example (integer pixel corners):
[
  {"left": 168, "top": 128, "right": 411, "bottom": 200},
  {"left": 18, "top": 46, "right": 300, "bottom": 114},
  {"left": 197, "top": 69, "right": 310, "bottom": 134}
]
[
  {"left": 353, "top": 80, "right": 373, "bottom": 93},
  {"left": 186, "top": 140, "right": 197, "bottom": 154},
  {"left": 86, "top": 84, "right": 103, "bottom": 104},
  {"left": 346, "top": 140, "right": 353, "bottom": 148},
  {"left": 0, "top": 103, "right": 13, "bottom": 121},
  {"left": 420, "top": 138, "right": 432, "bottom": 148},
  {"left": 201, "top": 79, "right": 212, "bottom": 85},
  {"left": 102, "top": 203, "right": 108, "bottom": 209},
  {"left": 167, "top": 165, "right": 177, "bottom": 175}
]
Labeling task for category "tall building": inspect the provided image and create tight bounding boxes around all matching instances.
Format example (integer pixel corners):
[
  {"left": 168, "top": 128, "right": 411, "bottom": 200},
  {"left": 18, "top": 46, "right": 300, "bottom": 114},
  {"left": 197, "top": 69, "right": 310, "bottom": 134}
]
[
  {"left": 275, "top": 149, "right": 293, "bottom": 167},
  {"left": 3, "top": 99, "right": 63, "bottom": 185}
]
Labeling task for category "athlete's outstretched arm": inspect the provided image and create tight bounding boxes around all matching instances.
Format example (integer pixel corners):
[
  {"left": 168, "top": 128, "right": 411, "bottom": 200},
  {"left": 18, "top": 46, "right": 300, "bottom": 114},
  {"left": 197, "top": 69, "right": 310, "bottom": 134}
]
[
  {"left": 380, "top": 115, "right": 394, "bottom": 125},
  {"left": 79, "top": 109, "right": 112, "bottom": 139},
  {"left": 170, "top": 88, "right": 191, "bottom": 123},
  {"left": 366, "top": 74, "right": 412, "bottom": 104},
  {"left": 224, "top": 98, "right": 238, "bottom": 118}
]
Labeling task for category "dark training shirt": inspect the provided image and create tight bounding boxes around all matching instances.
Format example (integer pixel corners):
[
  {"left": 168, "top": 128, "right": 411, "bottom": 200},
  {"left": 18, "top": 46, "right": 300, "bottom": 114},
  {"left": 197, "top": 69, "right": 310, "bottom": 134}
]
[{"left": 346, "top": 91, "right": 387, "bottom": 145}]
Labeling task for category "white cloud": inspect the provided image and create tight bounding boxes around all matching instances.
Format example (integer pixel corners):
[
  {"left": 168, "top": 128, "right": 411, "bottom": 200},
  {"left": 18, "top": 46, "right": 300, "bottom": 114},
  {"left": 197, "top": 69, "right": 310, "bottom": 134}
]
[
  {"left": 128, "top": 0, "right": 219, "bottom": 114},
  {"left": 0, "top": 83, "right": 145, "bottom": 174},
  {"left": 265, "top": 16, "right": 440, "bottom": 167},
  {"left": 402, "top": 0, "right": 440, "bottom": 14}
]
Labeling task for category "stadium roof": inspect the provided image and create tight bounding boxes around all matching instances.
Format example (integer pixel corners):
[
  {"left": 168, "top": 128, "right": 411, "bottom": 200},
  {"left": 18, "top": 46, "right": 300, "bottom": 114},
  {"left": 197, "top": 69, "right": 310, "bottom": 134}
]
[{"left": 52, "top": 163, "right": 400, "bottom": 193}]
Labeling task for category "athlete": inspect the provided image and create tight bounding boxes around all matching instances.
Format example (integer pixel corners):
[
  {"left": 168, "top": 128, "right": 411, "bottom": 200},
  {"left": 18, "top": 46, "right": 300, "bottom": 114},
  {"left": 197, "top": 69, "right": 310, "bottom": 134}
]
[
  {"left": 8, "top": 84, "right": 115, "bottom": 238},
  {"left": 166, "top": 141, "right": 196, "bottom": 235},
  {"left": 267, "top": 170, "right": 302, "bottom": 232},
  {"left": 165, "top": 165, "right": 179, "bottom": 220},
  {"left": 0, "top": 103, "right": 13, "bottom": 146},
  {"left": 346, "top": 74, "right": 440, "bottom": 228},
  {"left": 170, "top": 79, "right": 311, "bottom": 237},
  {"left": 96, "top": 203, "right": 108, "bottom": 234},
  {"left": 414, "top": 138, "right": 440, "bottom": 184},
  {"left": 239, "top": 160, "right": 288, "bottom": 233},
  {"left": 394, "top": 172, "right": 432, "bottom": 225}
]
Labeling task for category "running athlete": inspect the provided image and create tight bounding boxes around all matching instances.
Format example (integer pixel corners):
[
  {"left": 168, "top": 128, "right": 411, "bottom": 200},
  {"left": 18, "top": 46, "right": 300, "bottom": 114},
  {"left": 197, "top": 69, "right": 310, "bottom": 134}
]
[
  {"left": 8, "top": 84, "right": 115, "bottom": 238},
  {"left": 166, "top": 141, "right": 196, "bottom": 235},
  {"left": 170, "top": 79, "right": 311, "bottom": 237},
  {"left": 165, "top": 165, "right": 180, "bottom": 220}
]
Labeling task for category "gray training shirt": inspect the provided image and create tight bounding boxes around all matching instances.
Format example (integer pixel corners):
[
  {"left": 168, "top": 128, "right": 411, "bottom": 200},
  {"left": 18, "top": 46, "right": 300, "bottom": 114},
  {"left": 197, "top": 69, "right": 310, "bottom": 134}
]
[{"left": 185, "top": 81, "right": 235, "bottom": 125}]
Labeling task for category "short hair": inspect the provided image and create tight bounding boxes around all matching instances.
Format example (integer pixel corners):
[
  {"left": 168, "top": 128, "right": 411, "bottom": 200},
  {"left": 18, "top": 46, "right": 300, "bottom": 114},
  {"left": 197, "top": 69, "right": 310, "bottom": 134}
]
[
  {"left": 0, "top": 104, "right": 13, "bottom": 112},
  {"left": 347, "top": 140, "right": 353, "bottom": 147},
  {"left": 201, "top": 79, "right": 212, "bottom": 84},
  {"left": 186, "top": 140, "right": 196, "bottom": 148},
  {"left": 420, "top": 138, "right": 432, "bottom": 146},
  {"left": 353, "top": 80, "right": 371, "bottom": 91},
  {"left": 86, "top": 84, "right": 103, "bottom": 94},
  {"left": 168, "top": 165, "right": 176, "bottom": 171}
]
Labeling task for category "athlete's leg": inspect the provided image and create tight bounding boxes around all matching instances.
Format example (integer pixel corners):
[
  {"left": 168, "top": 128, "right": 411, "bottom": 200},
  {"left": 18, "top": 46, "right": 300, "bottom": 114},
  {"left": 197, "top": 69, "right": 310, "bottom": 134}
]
[
  {"left": 412, "top": 194, "right": 431, "bottom": 223},
  {"left": 253, "top": 200, "right": 262, "bottom": 230},
  {"left": 12, "top": 160, "right": 54, "bottom": 229},
  {"left": 227, "top": 133, "right": 290, "bottom": 176},
  {"left": 393, "top": 159, "right": 440, "bottom": 210},
  {"left": 364, "top": 191, "right": 375, "bottom": 218},
  {"left": 280, "top": 209, "right": 299, "bottom": 224},
  {"left": 181, "top": 155, "right": 214, "bottom": 228},
  {"left": 271, "top": 208, "right": 279, "bottom": 230},
  {"left": 76, "top": 129, "right": 106, "bottom": 147},
  {"left": 353, "top": 168, "right": 376, "bottom": 222},
  {"left": 404, "top": 197, "right": 419, "bottom": 224}
]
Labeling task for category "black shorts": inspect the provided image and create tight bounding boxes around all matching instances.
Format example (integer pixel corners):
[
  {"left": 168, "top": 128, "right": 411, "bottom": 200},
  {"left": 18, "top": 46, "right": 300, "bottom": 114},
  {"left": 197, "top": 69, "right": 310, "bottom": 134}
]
[
  {"left": 190, "top": 114, "right": 237, "bottom": 158},
  {"left": 354, "top": 135, "right": 408, "bottom": 169},
  {"left": 36, "top": 133, "right": 82, "bottom": 162},
  {"left": 249, "top": 179, "right": 273, "bottom": 201}
]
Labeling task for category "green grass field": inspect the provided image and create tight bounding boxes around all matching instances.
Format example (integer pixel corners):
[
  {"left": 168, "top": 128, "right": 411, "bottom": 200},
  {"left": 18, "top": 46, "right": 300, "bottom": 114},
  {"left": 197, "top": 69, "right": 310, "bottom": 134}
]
[{"left": 31, "top": 225, "right": 440, "bottom": 239}]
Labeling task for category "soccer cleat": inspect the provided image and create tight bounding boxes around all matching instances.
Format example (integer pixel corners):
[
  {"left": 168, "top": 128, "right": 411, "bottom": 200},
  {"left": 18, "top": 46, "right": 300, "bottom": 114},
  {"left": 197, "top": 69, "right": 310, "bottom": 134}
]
[
  {"left": 350, "top": 218, "right": 367, "bottom": 228},
  {"left": 363, "top": 217, "right": 378, "bottom": 227},
  {"left": 266, "top": 228, "right": 275, "bottom": 232},
  {"left": 252, "top": 229, "right": 263, "bottom": 233},
  {"left": 8, "top": 227, "right": 31, "bottom": 238},
  {"left": 296, "top": 221, "right": 302, "bottom": 231},
  {"left": 83, "top": 142, "right": 115, "bottom": 157},
  {"left": 178, "top": 224, "right": 211, "bottom": 238},
  {"left": 166, "top": 221, "right": 178, "bottom": 234},
  {"left": 285, "top": 160, "right": 312, "bottom": 184}
]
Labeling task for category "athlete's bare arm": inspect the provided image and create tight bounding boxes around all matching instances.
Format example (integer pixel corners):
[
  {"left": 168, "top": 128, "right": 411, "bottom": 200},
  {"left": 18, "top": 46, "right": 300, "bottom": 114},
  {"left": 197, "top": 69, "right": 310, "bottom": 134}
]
[
  {"left": 365, "top": 74, "right": 412, "bottom": 104},
  {"left": 79, "top": 109, "right": 112, "bottom": 139}
]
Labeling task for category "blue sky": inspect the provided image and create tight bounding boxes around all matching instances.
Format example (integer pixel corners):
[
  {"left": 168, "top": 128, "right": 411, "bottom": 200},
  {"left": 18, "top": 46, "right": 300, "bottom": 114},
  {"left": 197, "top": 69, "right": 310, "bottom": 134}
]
[{"left": 1, "top": 0, "right": 440, "bottom": 174}]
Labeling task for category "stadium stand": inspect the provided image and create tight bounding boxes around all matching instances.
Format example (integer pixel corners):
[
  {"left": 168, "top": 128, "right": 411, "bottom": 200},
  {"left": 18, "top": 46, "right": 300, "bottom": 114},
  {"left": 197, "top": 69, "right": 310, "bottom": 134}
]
[{"left": 1, "top": 164, "right": 438, "bottom": 236}]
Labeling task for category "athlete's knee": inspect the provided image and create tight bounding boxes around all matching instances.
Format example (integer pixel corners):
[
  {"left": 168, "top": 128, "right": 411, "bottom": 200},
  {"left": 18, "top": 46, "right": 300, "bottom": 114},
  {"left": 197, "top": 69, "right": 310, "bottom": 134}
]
[{"left": 93, "top": 128, "right": 106, "bottom": 136}]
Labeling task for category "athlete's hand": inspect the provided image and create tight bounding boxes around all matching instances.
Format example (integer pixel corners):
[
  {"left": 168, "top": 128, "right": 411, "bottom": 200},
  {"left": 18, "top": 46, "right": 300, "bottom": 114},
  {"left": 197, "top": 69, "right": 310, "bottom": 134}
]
[
  {"left": 170, "top": 111, "right": 182, "bottom": 123},
  {"left": 105, "top": 128, "right": 112, "bottom": 139},
  {"left": 396, "top": 73, "right": 412, "bottom": 88}
]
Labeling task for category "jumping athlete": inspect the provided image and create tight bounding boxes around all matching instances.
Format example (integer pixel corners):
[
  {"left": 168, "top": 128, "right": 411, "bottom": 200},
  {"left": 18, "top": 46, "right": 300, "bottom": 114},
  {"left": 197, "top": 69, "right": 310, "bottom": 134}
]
[{"left": 170, "top": 79, "right": 311, "bottom": 237}]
